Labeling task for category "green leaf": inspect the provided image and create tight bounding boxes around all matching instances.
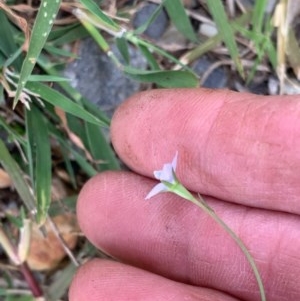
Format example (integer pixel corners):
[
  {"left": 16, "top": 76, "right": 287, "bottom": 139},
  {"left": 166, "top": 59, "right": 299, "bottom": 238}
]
[
  {"left": 163, "top": 0, "right": 198, "bottom": 42},
  {"left": 13, "top": 0, "right": 62, "bottom": 107},
  {"left": 206, "top": 0, "right": 244, "bottom": 78},
  {"left": 0, "top": 139, "right": 36, "bottom": 215},
  {"left": 124, "top": 67, "right": 198, "bottom": 88},
  {"left": 26, "top": 105, "right": 51, "bottom": 224},
  {"left": 25, "top": 82, "right": 107, "bottom": 127}
]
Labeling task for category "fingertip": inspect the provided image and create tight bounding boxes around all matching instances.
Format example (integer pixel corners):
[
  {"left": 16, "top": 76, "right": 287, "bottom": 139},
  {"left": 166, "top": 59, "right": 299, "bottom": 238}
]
[
  {"left": 76, "top": 170, "right": 156, "bottom": 252},
  {"left": 69, "top": 259, "right": 240, "bottom": 301},
  {"left": 110, "top": 88, "right": 300, "bottom": 213},
  {"left": 110, "top": 88, "right": 243, "bottom": 176},
  {"left": 69, "top": 259, "right": 98, "bottom": 301},
  {"left": 76, "top": 171, "right": 118, "bottom": 248}
]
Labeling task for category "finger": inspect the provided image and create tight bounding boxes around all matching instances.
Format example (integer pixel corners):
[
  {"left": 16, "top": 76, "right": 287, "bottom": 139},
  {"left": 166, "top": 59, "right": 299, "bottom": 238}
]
[
  {"left": 111, "top": 88, "right": 300, "bottom": 214},
  {"left": 69, "top": 259, "right": 241, "bottom": 301},
  {"left": 77, "top": 171, "right": 300, "bottom": 301}
]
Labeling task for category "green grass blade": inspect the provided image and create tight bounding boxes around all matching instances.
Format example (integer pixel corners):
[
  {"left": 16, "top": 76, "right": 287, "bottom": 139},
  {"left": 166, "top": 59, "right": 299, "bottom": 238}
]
[
  {"left": 79, "top": 0, "right": 120, "bottom": 31},
  {"left": 47, "top": 263, "right": 77, "bottom": 301},
  {"left": 46, "top": 123, "right": 78, "bottom": 189},
  {"left": 180, "top": 11, "right": 252, "bottom": 64},
  {"left": 49, "top": 24, "right": 88, "bottom": 46},
  {"left": 116, "top": 37, "right": 130, "bottom": 65},
  {"left": 0, "top": 11, "right": 17, "bottom": 56},
  {"left": 252, "top": 0, "right": 268, "bottom": 34},
  {"left": 25, "top": 82, "right": 107, "bottom": 127},
  {"left": 264, "top": 16, "right": 277, "bottom": 70},
  {"left": 60, "top": 146, "right": 77, "bottom": 189},
  {"left": 138, "top": 44, "right": 160, "bottom": 70},
  {"left": 3, "top": 47, "right": 23, "bottom": 69},
  {"left": 206, "top": 0, "right": 244, "bottom": 77},
  {"left": 50, "top": 128, "right": 98, "bottom": 178},
  {"left": 79, "top": 18, "right": 111, "bottom": 53},
  {"left": 69, "top": 148, "right": 98, "bottom": 177},
  {"left": 26, "top": 105, "right": 51, "bottom": 225},
  {"left": 127, "top": 33, "right": 196, "bottom": 73},
  {"left": 266, "top": 39, "right": 277, "bottom": 70},
  {"left": 0, "top": 115, "right": 27, "bottom": 146},
  {"left": 44, "top": 43, "right": 78, "bottom": 58},
  {"left": 0, "top": 52, "right": 5, "bottom": 70},
  {"left": 134, "top": 2, "right": 164, "bottom": 35},
  {"left": 13, "top": 0, "right": 62, "bottom": 108},
  {"left": 124, "top": 67, "right": 198, "bottom": 88},
  {"left": 27, "top": 74, "right": 70, "bottom": 82},
  {"left": 58, "top": 138, "right": 98, "bottom": 177},
  {"left": 0, "top": 11, "right": 22, "bottom": 69},
  {"left": 85, "top": 123, "right": 120, "bottom": 171},
  {"left": 0, "top": 139, "right": 36, "bottom": 215},
  {"left": 0, "top": 85, "right": 4, "bottom": 103},
  {"left": 164, "top": 0, "right": 198, "bottom": 42},
  {"left": 48, "top": 23, "right": 81, "bottom": 41}
]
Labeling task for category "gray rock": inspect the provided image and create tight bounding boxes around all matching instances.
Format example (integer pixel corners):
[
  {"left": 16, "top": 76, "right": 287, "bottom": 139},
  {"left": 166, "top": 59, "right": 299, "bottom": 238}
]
[
  {"left": 247, "top": 80, "right": 269, "bottom": 95},
  {"left": 192, "top": 56, "right": 228, "bottom": 89},
  {"left": 132, "top": 3, "right": 169, "bottom": 40},
  {"left": 64, "top": 38, "right": 147, "bottom": 117}
]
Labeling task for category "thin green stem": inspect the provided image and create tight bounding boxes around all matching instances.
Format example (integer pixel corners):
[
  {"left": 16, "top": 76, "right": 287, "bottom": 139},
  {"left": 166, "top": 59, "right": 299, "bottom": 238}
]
[{"left": 176, "top": 185, "right": 266, "bottom": 301}]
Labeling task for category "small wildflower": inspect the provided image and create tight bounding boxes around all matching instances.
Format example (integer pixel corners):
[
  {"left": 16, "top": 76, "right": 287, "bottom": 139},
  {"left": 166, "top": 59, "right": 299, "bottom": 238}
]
[
  {"left": 145, "top": 152, "right": 178, "bottom": 200},
  {"left": 144, "top": 152, "right": 266, "bottom": 301},
  {"left": 145, "top": 152, "right": 195, "bottom": 201}
]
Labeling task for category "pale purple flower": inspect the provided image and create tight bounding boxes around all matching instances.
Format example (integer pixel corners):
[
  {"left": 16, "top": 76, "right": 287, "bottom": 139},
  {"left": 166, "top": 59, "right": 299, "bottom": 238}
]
[{"left": 145, "top": 152, "right": 178, "bottom": 200}]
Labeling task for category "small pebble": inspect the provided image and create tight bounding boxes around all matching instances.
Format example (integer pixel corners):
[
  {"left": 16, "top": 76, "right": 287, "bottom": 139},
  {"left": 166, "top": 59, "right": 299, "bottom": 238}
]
[
  {"left": 193, "top": 56, "right": 228, "bottom": 88},
  {"left": 132, "top": 3, "right": 169, "bottom": 40}
]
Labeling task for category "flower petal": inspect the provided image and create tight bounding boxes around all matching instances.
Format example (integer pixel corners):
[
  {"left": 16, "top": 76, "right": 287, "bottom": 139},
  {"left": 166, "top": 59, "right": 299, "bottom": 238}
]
[
  {"left": 171, "top": 151, "right": 178, "bottom": 170},
  {"left": 153, "top": 152, "right": 178, "bottom": 184},
  {"left": 161, "top": 163, "right": 174, "bottom": 182},
  {"left": 145, "top": 183, "right": 168, "bottom": 200}
]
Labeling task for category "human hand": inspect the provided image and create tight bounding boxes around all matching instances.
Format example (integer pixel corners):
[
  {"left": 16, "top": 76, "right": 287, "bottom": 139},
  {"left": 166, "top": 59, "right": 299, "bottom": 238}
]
[{"left": 69, "top": 89, "right": 300, "bottom": 301}]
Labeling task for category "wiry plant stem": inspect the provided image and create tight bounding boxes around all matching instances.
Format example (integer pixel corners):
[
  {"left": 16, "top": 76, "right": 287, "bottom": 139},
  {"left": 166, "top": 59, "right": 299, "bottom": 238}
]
[
  {"left": 20, "top": 262, "right": 43, "bottom": 298},
  {"left": 178, "top": 186, "right": 266, "bottom": 301}
]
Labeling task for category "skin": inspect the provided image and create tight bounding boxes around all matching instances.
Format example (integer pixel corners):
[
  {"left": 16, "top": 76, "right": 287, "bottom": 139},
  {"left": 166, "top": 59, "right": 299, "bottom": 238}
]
[{"left": 69, "top": 89, "right": 300, "bottom": 301}]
